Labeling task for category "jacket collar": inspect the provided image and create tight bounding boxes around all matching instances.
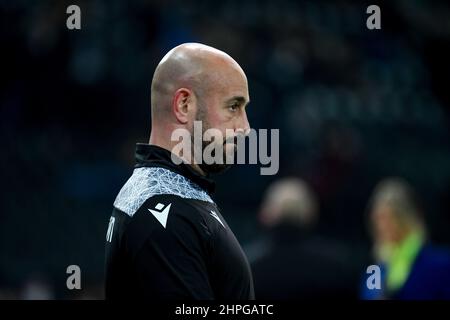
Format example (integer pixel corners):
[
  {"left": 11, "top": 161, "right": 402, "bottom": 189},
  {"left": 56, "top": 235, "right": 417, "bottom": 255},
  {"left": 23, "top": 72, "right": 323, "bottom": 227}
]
[{"left": 134, "top": 143, "right": 216, "bottom": 195}]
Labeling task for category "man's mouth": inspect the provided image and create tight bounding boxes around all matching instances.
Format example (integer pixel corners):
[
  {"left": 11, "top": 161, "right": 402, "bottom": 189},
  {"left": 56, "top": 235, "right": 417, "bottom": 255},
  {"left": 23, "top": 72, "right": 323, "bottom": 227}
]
[{"left": 223, "top": 134, "right": 245, "bottom": 146}]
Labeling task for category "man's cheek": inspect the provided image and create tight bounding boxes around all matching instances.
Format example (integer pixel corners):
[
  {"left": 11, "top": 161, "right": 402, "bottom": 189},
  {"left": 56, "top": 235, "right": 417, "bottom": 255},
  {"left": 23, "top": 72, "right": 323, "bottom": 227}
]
[{"left": 224, "top": 142, "right": 237, "bottom": 153}]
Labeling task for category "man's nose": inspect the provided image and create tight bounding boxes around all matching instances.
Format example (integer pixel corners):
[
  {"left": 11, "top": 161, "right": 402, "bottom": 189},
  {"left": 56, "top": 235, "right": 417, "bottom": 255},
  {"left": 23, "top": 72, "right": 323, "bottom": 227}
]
[{"left": 236, "top": 110, "right": 250, "bottom": 135}]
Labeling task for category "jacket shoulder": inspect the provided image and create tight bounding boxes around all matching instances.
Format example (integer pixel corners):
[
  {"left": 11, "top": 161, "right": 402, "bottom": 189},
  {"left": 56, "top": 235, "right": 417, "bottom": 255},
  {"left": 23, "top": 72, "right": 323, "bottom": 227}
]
[{"left": 113, "top": 166, "right": 214, "bottom": 217}]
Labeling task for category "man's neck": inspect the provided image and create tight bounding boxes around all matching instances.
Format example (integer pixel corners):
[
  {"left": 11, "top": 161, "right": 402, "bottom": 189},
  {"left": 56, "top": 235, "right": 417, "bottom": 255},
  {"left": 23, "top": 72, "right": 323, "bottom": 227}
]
[
  {"left": 148, "top": 135, "right": 207, "bottom": 177},
  {"left": 189, "top": 163, "right": 207, "bottom": 177}
]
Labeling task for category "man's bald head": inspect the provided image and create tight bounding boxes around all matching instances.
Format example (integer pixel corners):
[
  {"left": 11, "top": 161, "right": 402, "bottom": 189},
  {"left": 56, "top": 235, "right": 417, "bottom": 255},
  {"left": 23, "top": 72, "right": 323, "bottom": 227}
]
[
  {"left": 151, "top": 43, "right": 246, "bottom": 121},
  {"left": 149, "top": 43, "right": 250, "bottom": 175}
]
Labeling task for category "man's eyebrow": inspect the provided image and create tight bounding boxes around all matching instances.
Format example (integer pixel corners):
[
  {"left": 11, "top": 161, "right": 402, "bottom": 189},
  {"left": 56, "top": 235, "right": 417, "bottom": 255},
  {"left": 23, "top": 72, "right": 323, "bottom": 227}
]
[{"left": 226, "top": 96, "right": 249, "bottom": 105}]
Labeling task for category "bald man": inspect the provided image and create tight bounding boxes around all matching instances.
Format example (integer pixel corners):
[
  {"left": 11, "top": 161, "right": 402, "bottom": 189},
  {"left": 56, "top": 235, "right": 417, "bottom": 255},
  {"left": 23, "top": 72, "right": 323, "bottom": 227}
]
[{"left": 104, "top": 43, "right": 254, "bottom": 300}]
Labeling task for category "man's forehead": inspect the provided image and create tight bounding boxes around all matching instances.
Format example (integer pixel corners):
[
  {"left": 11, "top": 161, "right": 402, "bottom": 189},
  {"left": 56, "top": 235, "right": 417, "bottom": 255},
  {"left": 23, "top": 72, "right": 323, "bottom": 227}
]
[
  {"left": 225, "top": 95, "right": 250, "bottom": 104},
  {"left": 209, "top": 69, "right": 248, "bottom": 95},
  {"left": 222, "top": 79, "right": 249, "bottom": 99}
]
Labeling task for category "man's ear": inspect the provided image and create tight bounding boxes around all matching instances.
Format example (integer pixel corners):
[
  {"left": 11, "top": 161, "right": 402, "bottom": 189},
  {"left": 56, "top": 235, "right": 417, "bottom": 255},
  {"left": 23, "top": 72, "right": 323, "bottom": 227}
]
[{"left": 172, "top": 88, "right": 193, "bottom": 124}]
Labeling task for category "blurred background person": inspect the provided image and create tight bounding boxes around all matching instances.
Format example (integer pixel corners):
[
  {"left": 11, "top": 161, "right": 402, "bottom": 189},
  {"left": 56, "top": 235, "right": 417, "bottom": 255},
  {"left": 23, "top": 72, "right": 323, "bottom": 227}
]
[
  {"left": 248, "top": 177, "right": 360, "bottom": 299},
  {"left": 361, "top": 177, "right": 450, "bottom": 300}
]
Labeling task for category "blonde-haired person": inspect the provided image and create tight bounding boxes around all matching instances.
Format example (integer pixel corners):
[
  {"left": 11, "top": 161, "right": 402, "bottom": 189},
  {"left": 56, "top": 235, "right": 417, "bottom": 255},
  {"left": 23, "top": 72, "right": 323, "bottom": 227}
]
[
  {"left": 249, "top": 177, "right": 358, "bottom": 299},
  {"left": 362, "top": 177, "right": 450, "bottom": 300}
]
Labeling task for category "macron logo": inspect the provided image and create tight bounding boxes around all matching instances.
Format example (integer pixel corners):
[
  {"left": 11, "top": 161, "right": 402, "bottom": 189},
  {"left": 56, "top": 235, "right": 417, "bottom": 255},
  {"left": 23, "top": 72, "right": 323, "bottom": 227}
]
[
  {"left": 148, "top": 203, "right": 172, "bottom": 228},
  {"left": 210, "top": 210, "right": 225, "bottom": 229}
]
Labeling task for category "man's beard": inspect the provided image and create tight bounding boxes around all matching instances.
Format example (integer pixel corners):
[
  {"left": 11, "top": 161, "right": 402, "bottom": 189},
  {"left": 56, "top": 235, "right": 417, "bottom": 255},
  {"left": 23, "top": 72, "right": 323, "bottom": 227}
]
[{"left": 192, "top": 107, "right": 235, "bottom": 175}]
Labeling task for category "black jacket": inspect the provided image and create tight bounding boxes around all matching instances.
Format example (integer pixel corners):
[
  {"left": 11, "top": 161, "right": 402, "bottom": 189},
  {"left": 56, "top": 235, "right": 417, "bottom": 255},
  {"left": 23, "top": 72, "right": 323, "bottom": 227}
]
[{"left": 105, "top": 144, "right": 254, "bottom": 300}]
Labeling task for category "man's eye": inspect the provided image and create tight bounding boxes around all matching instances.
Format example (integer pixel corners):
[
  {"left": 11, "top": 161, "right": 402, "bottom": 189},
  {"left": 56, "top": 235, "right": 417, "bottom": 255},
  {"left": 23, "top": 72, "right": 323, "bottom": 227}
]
[{"left": 229, "top": 103, "right": 240, "bottom": 112}]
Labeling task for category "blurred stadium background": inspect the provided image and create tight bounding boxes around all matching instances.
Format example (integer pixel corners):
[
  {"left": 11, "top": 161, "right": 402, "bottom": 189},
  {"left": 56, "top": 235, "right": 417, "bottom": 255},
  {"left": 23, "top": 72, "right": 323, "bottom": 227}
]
[{"left": 1, "top": 0, "right": 450, "bottom": 299}]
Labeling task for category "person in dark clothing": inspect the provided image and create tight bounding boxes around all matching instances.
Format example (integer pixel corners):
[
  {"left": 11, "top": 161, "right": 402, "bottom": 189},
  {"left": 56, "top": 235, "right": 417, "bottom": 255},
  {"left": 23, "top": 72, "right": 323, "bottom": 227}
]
[
  {"left": 105, "top": 43, "right": 254, "bottom": 299},
  {"left": 249, "top": 178, "right": 359, "bottom": 299}
]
